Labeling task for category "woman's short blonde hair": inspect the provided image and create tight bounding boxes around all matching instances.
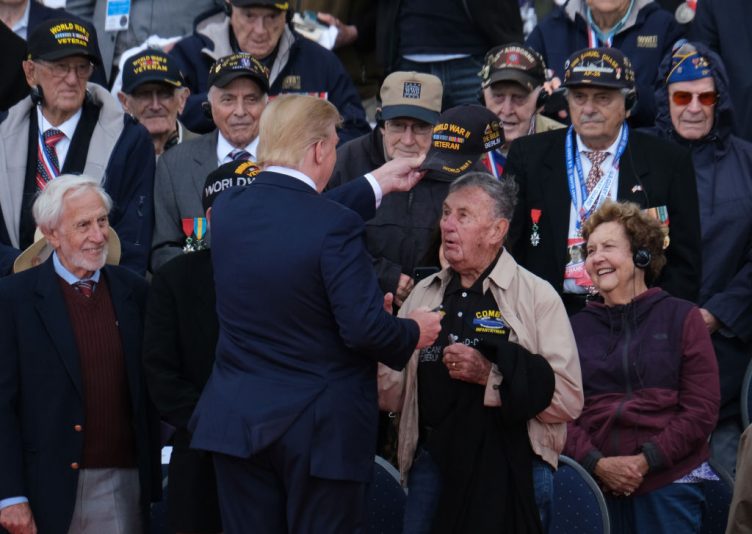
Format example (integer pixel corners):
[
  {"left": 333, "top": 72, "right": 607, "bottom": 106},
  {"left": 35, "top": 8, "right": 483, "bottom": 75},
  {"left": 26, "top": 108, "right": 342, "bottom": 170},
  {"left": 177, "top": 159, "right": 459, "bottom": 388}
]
[
  {"left": 256, "top": 94, "right": 342, "bottom": 168},
  {"left": 582, "top": 200, "right": 667, "bottom": 283}
]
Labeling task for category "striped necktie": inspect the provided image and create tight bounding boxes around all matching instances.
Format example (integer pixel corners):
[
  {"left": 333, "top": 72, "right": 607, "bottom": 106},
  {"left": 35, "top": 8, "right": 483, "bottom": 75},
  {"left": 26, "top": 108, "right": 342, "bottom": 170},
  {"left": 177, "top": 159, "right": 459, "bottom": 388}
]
[
  {"left": 73, "top": 279, "right": 96, "bottom": 298},
  {"left": 36, "top": 129, "right": 65, "bottom": 190},
  {"left": 584, "top": 151, "right": 608, "bottom": 194},
  {"left": 229, "top": 149, "right": 251, "bottom": 162}
]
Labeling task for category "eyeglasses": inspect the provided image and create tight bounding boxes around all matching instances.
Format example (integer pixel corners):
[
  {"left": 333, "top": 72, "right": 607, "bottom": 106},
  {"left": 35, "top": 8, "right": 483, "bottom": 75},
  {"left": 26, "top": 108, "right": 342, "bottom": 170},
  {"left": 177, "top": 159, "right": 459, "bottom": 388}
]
[
  {"left": 671, "top": 91, "right": 718, "bottom": 106},
  {"left": 36, "top": 60, "right": 94, "bottom": 79},
  {"left": 130, "top": 87, "right": 177, "bottom": 102},
  {"left": 384, "top": 120, "right": 433, "bottom": 135}
]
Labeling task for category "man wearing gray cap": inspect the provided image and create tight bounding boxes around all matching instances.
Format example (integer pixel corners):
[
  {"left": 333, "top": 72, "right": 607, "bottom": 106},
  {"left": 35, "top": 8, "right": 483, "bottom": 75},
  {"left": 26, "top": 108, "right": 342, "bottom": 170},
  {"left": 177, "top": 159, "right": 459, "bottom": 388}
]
[{"left": 330, "top": 71, "right": 444, "bottom": 307}]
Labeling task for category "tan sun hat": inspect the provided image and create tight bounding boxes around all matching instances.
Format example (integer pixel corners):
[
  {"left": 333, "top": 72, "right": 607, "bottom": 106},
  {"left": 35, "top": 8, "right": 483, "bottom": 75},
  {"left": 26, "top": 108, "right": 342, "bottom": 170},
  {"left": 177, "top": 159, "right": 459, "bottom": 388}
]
[{"left": 13, "top": 227, "right": 122, "bottom": 274}]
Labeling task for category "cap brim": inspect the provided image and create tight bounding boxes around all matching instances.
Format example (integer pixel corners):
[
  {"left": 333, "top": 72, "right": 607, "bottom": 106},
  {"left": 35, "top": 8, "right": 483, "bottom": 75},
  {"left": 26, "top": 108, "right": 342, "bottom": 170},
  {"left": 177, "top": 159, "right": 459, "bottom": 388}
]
[
  {"left": 122, "top": 74, "right": 183, "bottom": 94},
  {"left": 35, "top": 48, "right": 102, "bottom": 65},
  {"left": 381, "top": 105, "right": 440, "bottom": 125},
  {"left": 483, "top": 70, "right": 541, "bottom": 91},
  {"left": 210, "top": 71, "right": 269, "bottom": 93},
  {"left": 420, "top": 150, "right": 477, "bottom": 178},
  {"left": 562, "top": 79, "right": 630, "bottom": 89},
  {"left": 13, "top": 229, "right": 122, "bottom": 274}
]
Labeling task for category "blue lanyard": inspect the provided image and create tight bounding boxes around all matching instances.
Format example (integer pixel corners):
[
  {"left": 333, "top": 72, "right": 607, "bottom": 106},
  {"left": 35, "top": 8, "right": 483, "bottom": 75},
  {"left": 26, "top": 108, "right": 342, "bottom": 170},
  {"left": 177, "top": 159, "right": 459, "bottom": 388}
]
[
  {"left": 586, "top": 0, "right": 634, "bottom": 47},
  {"left": 565, "top": 124, "right": 629, "bottom": 232}
]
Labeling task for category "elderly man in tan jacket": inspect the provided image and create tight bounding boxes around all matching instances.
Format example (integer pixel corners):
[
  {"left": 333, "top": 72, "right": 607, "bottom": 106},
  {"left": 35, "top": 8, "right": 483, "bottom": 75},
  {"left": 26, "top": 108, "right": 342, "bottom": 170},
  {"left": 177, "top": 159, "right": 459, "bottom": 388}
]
[{"left": 379, "top": 172, "right": 583, "bottom": 534}]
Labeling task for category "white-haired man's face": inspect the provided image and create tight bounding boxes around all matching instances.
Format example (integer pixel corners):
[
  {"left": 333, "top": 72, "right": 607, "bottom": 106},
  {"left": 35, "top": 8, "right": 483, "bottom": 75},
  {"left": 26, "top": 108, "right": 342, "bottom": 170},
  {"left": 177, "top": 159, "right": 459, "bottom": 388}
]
[{"left": 44, "top": 189, "right": 109, "bottom": 279}]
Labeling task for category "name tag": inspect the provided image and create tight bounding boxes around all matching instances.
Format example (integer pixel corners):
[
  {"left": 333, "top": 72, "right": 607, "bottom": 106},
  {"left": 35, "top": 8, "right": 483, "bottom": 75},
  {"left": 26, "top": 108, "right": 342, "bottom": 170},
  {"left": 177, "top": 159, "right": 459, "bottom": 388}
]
[
  {"left": 637, "top": 35, "right": 658, "bottom": 48},
  {"left": 105, "top": 0, "right": 131, "bottom": 32}
]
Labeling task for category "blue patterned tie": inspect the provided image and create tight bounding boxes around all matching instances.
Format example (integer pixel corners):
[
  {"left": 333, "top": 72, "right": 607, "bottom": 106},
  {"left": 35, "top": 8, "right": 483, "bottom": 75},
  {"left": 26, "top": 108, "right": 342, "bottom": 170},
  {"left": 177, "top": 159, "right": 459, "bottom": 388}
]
[{"left": 229, "top": 149, "right": 251, "bottom": 162}]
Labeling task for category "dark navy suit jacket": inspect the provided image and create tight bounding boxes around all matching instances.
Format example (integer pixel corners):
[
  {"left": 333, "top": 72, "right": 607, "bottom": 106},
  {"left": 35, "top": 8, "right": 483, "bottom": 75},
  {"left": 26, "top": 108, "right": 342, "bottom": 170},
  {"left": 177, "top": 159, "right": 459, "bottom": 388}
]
[
  {"left": 0, "top": 260, "right": 161, "bottom": 534},
  {"left": 189, "top": 171, "right": 419, "bottom": 482}
]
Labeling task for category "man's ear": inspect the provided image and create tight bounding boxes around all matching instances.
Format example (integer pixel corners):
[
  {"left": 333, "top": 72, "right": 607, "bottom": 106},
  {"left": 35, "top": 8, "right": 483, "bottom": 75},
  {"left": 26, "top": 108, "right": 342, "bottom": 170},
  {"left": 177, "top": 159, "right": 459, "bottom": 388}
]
[
  {"left": 176, "top": 87, "right": 190, "bottom": 114},
  {"left": 22, "top": 60, "right": 36, "bottom": 88},
  {"left": 490, "top": 217, "right": 510, "bottom": 247},
  {"left": 40, "top": 225, "right": 60, "bottom": 250},
  {"left": 116, "top": 92, "right": 130, "bottom": 112}
]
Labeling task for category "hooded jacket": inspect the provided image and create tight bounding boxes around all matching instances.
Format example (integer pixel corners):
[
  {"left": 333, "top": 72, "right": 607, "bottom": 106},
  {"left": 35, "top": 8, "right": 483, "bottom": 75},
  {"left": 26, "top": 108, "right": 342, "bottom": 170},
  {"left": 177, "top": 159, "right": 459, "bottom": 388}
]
[
  {"left": 169, "top": 9, "right": 370, "bottom": 145},
  {"left": 566, "top": 288, "right": 720, "bottom": 495},
  {"left": 649, "top": 42, "right": 752, "bottom": 421},
  {"left": 525, "top": 0, "right": 683, "bottom": 128}
]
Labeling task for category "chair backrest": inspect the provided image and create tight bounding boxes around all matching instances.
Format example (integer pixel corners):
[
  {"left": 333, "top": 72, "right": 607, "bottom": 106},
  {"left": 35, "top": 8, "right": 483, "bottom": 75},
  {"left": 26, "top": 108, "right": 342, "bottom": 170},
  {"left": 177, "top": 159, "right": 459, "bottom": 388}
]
[
  {"left": 551, "top": 455, "right": 610, "bottom": 534},
  {"left": 741, "top": 359, "right": 752, "bottom": 428},
  {"left": 365, "top": 455, "right": 407, "bottom": 534},
  {"left": 700, "top": 459, "right": 734, "bottom": 534}
]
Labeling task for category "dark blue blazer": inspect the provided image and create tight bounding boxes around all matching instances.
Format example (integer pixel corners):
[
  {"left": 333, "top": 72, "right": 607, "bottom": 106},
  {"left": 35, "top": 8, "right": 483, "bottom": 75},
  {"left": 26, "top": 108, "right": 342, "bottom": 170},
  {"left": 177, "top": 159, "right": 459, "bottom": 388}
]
[
  {"left": 0, "top": 259, "right": 161, "bottom": 534},
  {"left": 190, "top": 171, "right": 419, "bottom": 482}
]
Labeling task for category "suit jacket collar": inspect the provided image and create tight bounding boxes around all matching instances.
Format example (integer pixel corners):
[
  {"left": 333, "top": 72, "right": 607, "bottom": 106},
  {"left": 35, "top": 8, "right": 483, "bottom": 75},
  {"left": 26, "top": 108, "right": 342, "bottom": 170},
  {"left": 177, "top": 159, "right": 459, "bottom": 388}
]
[
  {"left": 33, "top": 259, "right": 141, "bottom": 408},
  {"left": 191, "top": 131, "right": 220, "bottom": 200},
  {"left": 254, "top": 170, "right": 320, "bottom": 195},
  {"left": 540, "top": 129, "right": 572, "bottom": 271}
]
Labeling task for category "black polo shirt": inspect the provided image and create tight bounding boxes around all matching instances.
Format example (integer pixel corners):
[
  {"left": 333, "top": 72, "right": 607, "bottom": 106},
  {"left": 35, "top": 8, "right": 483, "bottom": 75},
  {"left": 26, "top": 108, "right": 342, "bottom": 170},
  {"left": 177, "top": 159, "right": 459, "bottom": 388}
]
[{"left": 417, "top": 255, "right": 511, "bottom": 431}]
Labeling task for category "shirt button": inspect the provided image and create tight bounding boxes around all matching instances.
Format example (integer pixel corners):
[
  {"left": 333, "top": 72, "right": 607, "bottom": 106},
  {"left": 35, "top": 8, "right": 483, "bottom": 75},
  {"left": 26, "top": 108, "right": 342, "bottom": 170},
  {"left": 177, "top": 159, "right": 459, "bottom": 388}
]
[
  {"left": 73, "top": 425, "right": 82, "bottom": 432},
  {"left": 457, "top": 311, "right": 463, "bottom": 317},
  {"left": 461, "top": 292, "right": 467, "bottom": 298},
  {"left": 70, "top": 462, "right": 79, "bottom": 470}
]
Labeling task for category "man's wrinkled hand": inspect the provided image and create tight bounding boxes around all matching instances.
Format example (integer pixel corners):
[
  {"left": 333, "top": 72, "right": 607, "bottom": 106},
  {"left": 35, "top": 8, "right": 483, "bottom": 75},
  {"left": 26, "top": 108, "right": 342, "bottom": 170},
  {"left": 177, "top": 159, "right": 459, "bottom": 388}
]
[
  {"left": 371, "top": 156, "right": 426, "bottom": 195},
  {"left": 0, "top": 502, "right": 37, "bottom": 534},
  {"left": 408, "top": 307, "right": 442, "bottom": 349},
  {"left": 394, "top": 274, "right": 415, "bottom": 307},
  {"left": 442, "top": 342, "right": 492, "bottom": 386}
]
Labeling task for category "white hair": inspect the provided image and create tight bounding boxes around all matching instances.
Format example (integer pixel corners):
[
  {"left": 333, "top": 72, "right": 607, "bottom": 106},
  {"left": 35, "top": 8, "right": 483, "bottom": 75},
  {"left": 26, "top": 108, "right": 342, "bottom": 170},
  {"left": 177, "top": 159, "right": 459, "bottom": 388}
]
[{"left": 32, "top": 174, "right": 112, "bottom": 231}]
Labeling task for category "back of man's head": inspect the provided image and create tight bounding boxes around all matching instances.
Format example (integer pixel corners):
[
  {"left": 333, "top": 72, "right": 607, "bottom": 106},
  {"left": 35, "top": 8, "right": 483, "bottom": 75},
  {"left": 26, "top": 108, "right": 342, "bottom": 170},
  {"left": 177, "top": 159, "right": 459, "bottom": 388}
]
[{"left": 256, "top": 94, "right": 341, "bottom": 168}]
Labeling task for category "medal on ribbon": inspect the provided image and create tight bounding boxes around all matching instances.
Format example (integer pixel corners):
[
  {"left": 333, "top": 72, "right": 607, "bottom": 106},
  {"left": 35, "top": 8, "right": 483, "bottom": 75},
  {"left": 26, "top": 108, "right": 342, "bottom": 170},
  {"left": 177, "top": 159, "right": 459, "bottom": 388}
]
[
  {"left": 182, "top": 217, "right": 208, "bottom": 252},
  {"left": 530, "top": 209, "right": 542, "bottom": 246}
]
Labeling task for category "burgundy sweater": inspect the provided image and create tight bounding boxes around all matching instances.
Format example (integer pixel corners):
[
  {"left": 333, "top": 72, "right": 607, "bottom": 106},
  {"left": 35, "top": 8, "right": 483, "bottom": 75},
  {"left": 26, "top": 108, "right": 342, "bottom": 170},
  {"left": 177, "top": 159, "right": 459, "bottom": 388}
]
[
  {"left": 565, "top": 288, "right": 720, "bottom": 494},
  {"left": 59, "top": 274, "right": 137, "bottom": 468}
]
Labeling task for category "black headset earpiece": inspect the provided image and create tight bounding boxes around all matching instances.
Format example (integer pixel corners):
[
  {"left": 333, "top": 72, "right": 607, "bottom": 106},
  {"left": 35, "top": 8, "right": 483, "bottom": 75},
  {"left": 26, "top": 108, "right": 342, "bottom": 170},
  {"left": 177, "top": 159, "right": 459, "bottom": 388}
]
[
  {"left": 535, "top": 87, "right": 549, "bottom": 109},
  {"left": 30, "top": 85, "right": 44, "bottom": 106},
  {"left": 223, "top": 0, "right": 232, "bottom": 15},
  {"left": 201, "top": 101, "right": 213, "bottom": 120},
  {"left": 633, "top": 247, "right": 652, "bottom": 269},
  {"left": 625, "top": 88, "right": 638, "bottom": 116}
]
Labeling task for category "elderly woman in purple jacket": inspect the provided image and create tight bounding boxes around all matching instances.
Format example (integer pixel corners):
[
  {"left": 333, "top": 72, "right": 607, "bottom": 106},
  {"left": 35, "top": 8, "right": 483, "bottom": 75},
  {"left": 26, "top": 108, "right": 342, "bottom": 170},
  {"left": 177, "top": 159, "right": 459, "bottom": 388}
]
[{"left": 565, "top": 200, "right": 720, "bottom": 533}]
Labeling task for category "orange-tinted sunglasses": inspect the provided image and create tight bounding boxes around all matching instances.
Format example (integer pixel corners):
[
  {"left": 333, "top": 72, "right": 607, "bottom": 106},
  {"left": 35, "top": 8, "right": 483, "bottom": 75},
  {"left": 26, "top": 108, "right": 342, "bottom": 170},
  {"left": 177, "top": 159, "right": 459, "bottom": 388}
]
[{"left": 671, "top": 91, "right": 718, "bottom": 106}]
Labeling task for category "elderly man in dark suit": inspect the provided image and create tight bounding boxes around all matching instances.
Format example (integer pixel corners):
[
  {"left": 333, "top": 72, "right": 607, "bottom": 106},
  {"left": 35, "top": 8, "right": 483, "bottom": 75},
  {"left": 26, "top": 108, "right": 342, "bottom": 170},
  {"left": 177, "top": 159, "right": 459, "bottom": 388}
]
[
  {"left": 0, "top": 174, "right": 160, "bottom": 534},
  {"left": 150, "top": 52, "right": 269, "bottom": 271},
  {"left": 188, "top": 94, "right": 442, "bottom": 533},
  {"left": 504, "top": 47, "right": 701, "bottom": 314}
]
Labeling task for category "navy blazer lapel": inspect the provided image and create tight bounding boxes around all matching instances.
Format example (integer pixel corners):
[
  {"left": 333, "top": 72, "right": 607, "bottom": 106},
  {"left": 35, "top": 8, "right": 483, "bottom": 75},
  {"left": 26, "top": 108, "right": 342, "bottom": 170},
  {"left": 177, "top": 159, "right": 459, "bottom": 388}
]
[
  {"left": 541, "top": 132, "right": 572, "bottom": 269},
  {"left": 191, "top": 131, "right": 220, "bottom": 200},
  {"left": 104, "top": 267, "right": 142, "bottom": 412},
  {"left": 34, "top": 260, "right": 83, "bottom": 398},
  {"left": 617, "top": 137, "right": 650, "bottom": 207}
]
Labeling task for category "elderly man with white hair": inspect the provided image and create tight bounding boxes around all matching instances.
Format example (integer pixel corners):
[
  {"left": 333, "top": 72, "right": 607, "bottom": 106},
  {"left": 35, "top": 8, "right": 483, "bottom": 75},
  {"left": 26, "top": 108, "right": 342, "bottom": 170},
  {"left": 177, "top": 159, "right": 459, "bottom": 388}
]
[{"left": 0, "top": 174, "right": 160, "bottom": 534}]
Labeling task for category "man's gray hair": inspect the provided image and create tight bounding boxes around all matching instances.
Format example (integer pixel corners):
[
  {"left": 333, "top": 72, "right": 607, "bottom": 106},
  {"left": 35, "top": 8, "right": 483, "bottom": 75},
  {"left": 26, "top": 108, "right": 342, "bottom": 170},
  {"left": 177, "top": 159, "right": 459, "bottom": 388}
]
[
  {"left": 448, "top": 172, "right": 519, "bottom": 221},
  {"left": 33, "top": 174, "right": 112, "bottom": 231}
]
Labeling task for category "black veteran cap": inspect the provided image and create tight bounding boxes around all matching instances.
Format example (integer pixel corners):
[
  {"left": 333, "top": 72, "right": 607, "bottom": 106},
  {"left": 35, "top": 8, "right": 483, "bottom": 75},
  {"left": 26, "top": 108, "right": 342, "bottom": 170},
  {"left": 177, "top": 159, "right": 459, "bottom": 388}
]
[
  {"left": 562, "top": 47, "right": 635, "bottom": 90},
  {"left": 27, "top": 18, "right": 101, "bottom": 64},
  {"left": 479, "top": 44, "right": 546, "bottom": 92},
  {"left": 421, "top": 105, "right": 503, "bottom": 178},
  {"left": 121, "top": 49, "right": 185, "bottom": 94},
  {"left": 202, "top": 161, "right": 261, "bottom": 212},
  {"left": 229, "top": 1, "right": 289, "bottom": 9},
  {"left": 208, "top": 53, "right": 270, "bottom": 92}
]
